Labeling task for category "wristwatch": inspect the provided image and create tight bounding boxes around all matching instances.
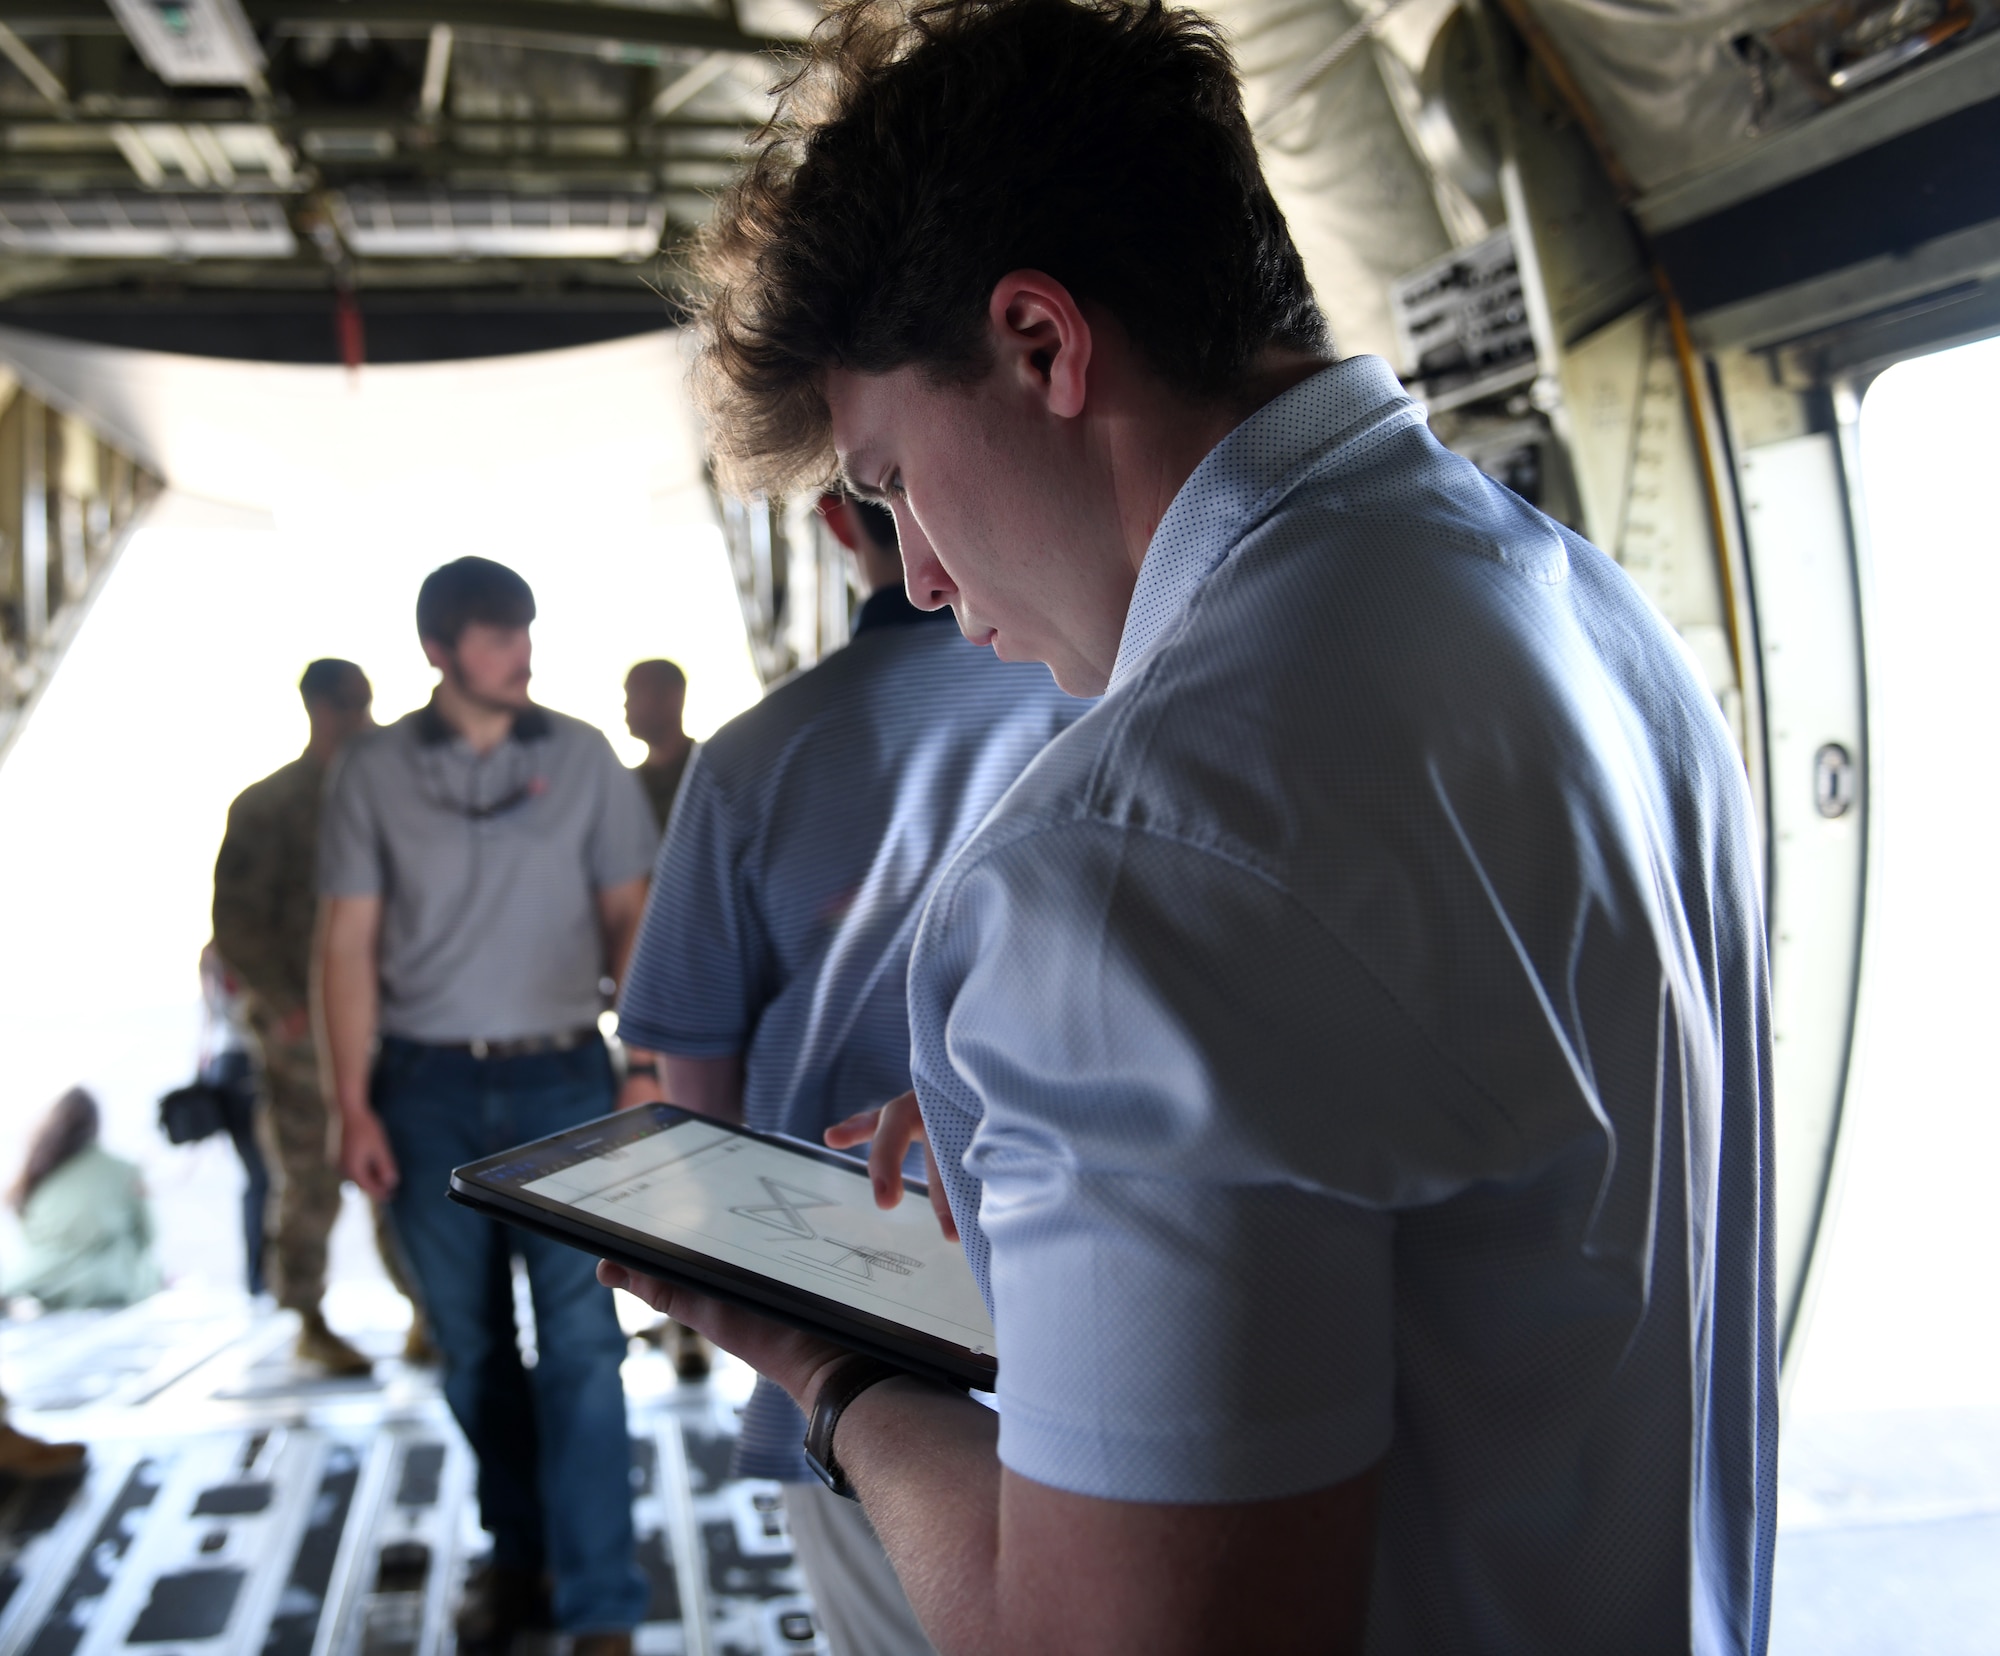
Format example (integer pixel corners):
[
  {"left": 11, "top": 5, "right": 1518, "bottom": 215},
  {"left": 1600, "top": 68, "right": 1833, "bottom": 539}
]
[{"left": 802, "top": 1356, "right": 905, "bottom": 1500}]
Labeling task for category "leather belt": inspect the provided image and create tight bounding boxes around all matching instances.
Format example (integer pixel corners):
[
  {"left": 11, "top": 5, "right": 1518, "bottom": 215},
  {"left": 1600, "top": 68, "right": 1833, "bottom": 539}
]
[{"left": 431, "top": 1027, "right": 599, "bottom": 1061}]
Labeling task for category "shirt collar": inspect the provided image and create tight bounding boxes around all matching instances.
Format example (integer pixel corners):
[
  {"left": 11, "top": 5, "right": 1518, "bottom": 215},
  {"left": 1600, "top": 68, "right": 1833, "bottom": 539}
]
[
  {"left": 416, "top": 698, "right": 551, "bottom": 748},
  {"left": 853, "top": 582, "right": 956, "bottom": 638},
  {"left": 1108, "top": 355, "right": 1427, "bottom": 690}
]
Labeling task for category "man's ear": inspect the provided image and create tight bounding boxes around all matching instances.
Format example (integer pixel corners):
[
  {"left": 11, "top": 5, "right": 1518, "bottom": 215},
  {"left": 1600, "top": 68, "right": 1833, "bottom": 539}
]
[
  {"left": 420, "top": 635, "right": 450, "bottom": 671},
  {"left": 989, "top": 271, "right": 1092, "bottom": 420},
  {"left": 817, "top": 491, "right": 864, "bottom": 552}
]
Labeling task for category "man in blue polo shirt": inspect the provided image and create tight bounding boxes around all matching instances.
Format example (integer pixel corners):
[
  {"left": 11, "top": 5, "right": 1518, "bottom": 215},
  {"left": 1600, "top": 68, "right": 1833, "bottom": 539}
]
[
  {"left": 616, "top": 493, "right": 1083, "bottom": 1655},
  {"left": 600, "top": 1, "right": 1777, "bottom": 1650}
]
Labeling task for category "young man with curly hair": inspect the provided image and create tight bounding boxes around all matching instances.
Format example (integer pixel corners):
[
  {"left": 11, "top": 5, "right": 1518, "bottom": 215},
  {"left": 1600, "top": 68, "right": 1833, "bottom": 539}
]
[{"left": 604, "top": 3, "right": 1777, "bottom": 1650}]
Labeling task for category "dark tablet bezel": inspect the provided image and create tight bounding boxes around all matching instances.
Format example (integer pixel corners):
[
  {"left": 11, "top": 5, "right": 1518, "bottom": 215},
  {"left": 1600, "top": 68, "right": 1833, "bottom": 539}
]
[{"left": 447, "top": 1103, "right": 997, "bottom": 1392}]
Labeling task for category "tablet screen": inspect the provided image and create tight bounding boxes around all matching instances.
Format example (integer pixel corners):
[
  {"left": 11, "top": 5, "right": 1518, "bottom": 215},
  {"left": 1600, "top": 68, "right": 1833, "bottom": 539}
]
[{"left": 514, "top": 1112, "right": 996, "bottom": 1358}]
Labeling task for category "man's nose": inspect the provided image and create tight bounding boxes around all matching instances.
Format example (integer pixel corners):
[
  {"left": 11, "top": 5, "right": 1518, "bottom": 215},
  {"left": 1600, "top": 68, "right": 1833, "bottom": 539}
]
[{"left": 896, "top": 514, "right": 955, "bottom": 611}]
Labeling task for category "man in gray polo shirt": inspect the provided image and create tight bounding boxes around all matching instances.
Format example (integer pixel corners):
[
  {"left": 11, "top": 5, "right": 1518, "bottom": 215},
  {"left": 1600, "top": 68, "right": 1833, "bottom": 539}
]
[{"left": 318, "top": 556, "right": 654, "bottom": 1656}]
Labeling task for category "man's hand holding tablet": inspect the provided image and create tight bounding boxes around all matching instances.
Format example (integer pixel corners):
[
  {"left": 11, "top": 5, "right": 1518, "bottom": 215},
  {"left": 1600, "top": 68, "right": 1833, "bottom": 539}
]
[
  {"left": 450, "top": 1099, "right": 990, "bottom": 1424},
  {"left": 598, "top": 1090, "right": 957, "bottom": 1409},
  {"left": 595, "top": 1255, "right": 855, "bottom": 1409}
]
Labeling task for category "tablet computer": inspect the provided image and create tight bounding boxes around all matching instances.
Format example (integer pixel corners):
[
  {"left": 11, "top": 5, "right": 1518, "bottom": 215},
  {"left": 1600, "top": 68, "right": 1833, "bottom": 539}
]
[{"left": 448, "top": 1103, "right": 996, "bottom": 1391}]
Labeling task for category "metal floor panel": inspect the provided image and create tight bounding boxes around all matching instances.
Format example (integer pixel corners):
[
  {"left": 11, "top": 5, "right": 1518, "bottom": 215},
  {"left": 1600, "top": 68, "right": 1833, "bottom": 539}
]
[
  {"left": 0, "top": 1300, "right": 829, "bottom": 1656},
  {"left": 0, "top": 1292, "right": 265, "bottom": 1415},
  {"left": 0, "top": 1445, "right": 146, "bottom": 1656}
]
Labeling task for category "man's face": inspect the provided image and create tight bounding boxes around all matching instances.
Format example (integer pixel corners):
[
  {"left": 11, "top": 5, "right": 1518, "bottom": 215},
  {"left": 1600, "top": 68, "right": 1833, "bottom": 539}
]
[
  {"left": 440, "top": 622, "right": 533, "bottom": 710},
  {"left": 324, "top": 669, "right": 375, "bottom": 745},
  {"left": 624, "top": 673, "right": 684, "bottom": 744},
  {"left": 824, "top": 360, "right": 1134, "bottom": 696}
]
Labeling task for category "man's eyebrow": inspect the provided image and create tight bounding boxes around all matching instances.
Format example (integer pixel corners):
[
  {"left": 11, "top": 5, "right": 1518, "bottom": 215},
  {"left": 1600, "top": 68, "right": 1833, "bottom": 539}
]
[{"left": 837, "top": 453, "right": 887, "bottom": 501}]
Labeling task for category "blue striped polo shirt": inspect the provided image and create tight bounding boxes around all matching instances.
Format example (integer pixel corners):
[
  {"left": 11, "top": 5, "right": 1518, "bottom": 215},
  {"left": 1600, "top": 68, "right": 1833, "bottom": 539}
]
[
  {"left": 618, "top": 584, "right": 1087, "bottom": 1479},
  {"left": 908, "top": 357, "right": 1776, "bottom": 1651}
]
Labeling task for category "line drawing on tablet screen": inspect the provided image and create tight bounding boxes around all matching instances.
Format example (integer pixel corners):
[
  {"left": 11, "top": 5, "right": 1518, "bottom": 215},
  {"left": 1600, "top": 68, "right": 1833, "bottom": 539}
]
[
  {"left": 733, "top": 1177, "right": 842, "bottom": 1240},
  {"left": 794, "top": 1237, "right": 923, "bottom": 1280},
  {"left": 521, "top": 1117, "right": 994, "bottom": 1352}
]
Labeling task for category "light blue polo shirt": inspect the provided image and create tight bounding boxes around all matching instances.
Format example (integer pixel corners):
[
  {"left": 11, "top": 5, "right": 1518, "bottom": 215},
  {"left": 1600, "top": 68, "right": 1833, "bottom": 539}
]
[
  {"left": 618, "top": 586, "right": 1087, "bottom": 1478},
  {"left": 908, "top": 357, "right": 1777, "bottom": 1653}
]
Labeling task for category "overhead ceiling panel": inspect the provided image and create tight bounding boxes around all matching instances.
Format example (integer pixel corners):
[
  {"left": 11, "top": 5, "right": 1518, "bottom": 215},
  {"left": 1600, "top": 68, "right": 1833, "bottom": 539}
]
[
  {"left": 333, "top": 187, "right": 665, "bottom": 257},
  {"left": 1511, "top": 0, "right": 1997, "bottom": 197},
  {"left": 1208, "top": 0, "right": 1461, "bottom": 363},
  {"left": 0, "top": 191, "right": 295, "bottom": 256}
]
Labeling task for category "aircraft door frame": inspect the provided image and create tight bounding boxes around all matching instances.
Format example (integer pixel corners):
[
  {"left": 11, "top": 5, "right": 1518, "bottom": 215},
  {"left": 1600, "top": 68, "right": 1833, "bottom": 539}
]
[{"left": 1720, "top": 373, "right": 1876, "bottom": 1378}]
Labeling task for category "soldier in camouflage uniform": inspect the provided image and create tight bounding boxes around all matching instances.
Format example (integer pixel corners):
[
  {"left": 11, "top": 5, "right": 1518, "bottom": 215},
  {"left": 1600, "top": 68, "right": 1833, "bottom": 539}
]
[{"left": 212, "top": 658, "right": 393, "bottom": 1374}]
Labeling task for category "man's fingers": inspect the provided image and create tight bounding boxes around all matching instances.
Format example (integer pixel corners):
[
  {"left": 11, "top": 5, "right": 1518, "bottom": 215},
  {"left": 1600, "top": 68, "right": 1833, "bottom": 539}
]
[
  {"left": 868, "top": 1130, "right": 911, "bottom": 1208},
  {"left": 822, "top": 1106, "right": 884, "bottom": 1149},
  {"left": 370, "top": 1146, "right": 400, "bottom": 1199},
  {"left": 593, "top": 1265, "right": 850, "bottom": 1406},
  {"left": 599, "top": 1260, "right": 676, "bottom": 1315},
  {"left": 859, "top": 1091, "right": 926, "bottom": 1208},
  {"left": 339, "top": 1118, "right": 399, "bottom": 1201},
  {"left": 924, "top": 1139, "right": 958, "bottom": 1240},
  {"left": 829, "top": 1093, "right": 951, "bottom": 1225}
]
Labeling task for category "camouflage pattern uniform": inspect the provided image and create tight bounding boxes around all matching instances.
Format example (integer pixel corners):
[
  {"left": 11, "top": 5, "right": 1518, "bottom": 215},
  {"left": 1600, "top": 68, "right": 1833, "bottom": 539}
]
[{"left": 211, "top": 753, "right": 346, "bottom": 1313}]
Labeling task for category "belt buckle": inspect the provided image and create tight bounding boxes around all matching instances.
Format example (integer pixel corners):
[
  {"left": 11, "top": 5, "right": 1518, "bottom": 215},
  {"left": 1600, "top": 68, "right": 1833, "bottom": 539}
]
[{"left": 469, "top": 1038, "right": 490, "bottom": 1060}]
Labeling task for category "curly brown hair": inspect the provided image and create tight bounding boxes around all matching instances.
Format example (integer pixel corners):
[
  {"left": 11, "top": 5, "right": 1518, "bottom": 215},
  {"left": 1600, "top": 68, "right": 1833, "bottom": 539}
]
[{"left": 688, "top": 0, "right": 1327, "bottom": 494}]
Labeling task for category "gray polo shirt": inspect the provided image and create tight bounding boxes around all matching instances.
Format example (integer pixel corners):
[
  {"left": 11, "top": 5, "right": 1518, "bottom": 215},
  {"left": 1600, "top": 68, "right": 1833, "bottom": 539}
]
[{"left": 320, "top": 701, "right": 658, "bottom": 1043}]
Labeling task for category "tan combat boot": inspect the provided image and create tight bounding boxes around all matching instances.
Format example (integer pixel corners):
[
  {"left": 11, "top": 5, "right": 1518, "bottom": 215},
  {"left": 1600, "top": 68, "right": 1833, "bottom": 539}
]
[
  {"left": 402, "top": 1317, "right": 440, "bottom": 1367},
  {"left": 295, "top": 1308, "right": 373, "bottom": 1376},
  {"left": 0, "top": 1422, "right": 87, "bottom": 1480},
  {"left": 664, "top": 1320, "right": 712, "bottom": 1383}
]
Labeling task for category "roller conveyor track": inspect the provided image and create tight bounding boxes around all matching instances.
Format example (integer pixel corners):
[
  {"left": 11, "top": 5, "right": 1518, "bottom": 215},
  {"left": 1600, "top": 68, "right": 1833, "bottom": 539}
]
[{"left": 0, "top": 1295, "right": 827, "bottom": 1656}]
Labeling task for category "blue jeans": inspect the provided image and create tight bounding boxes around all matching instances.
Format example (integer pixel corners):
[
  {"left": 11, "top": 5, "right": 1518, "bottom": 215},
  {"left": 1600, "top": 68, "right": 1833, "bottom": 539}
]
[{"left": 373, "top": 1036, "right": 646, "bottom": 1633}]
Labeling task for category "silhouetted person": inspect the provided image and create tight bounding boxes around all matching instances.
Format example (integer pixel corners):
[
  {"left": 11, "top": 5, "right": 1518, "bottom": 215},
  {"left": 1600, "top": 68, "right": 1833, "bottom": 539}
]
[{"left": 624, "top": 658, "right": 693, "bottom": 834}]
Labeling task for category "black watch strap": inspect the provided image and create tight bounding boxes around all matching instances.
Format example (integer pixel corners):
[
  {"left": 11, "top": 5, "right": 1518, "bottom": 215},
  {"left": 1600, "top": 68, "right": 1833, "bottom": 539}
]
[{"left": 802, "top": 1356, "right": 905, "bottom": 1500}]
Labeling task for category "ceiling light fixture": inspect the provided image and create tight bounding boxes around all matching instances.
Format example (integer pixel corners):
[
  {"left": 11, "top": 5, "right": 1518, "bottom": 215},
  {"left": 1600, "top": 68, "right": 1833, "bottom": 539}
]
[
  {"left": 333, "top": 191, "right": 667, "bottom": 260},
  {"left": 105, "top": 0, "right": 265, "bottom": 90},
  {"left": 0, "top": 193, "right": 297, "bottom": 257}
]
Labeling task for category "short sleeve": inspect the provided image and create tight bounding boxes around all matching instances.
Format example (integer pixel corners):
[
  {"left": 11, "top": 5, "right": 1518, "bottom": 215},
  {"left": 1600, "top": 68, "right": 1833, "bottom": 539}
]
[
  {"left": 616, "top": 751, "right": 767, "bottom": 1056},
  {"left": 318, "top": 746, "right": 384, "bottom": 898},
  {"left": 910, "top": 821, "right": 1504, "bottom": 1505},
  {"left": 589, "top": 733, "right": 662, "bottom": 890}
]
